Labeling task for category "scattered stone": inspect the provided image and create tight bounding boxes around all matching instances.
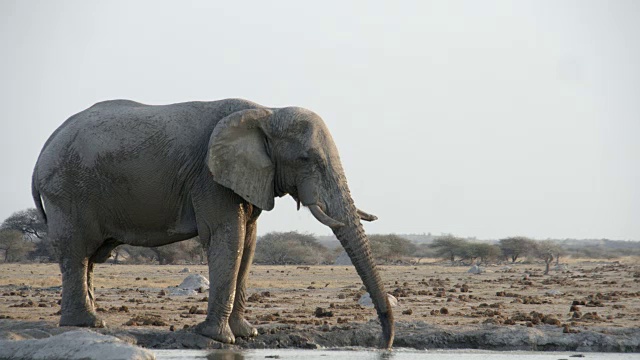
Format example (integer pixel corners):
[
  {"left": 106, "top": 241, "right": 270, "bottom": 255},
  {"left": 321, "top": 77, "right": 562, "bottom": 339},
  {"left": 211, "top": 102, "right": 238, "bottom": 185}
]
[
  {"left": 180, "top": 267, "right": 190, "bottom": 273},
  {"left": 178, "top": 274, "right": 210, "bottom": 292},
  {"left": 468, "top": 265, "right": 483, "bottom": 274},
  {"left": 125, "top": 314, "right": 168, "bottom": 326},
  {"left": 357, "top": 293, "right": 398, "bottom": 307},
  {"left": 546, "top": 289, "right": 563, "bottom": 296},
  {"left": 167, "top": 288, "right": 197, "bottom": 296},
  {"left": 314, "top": 307, "right": 334, "bottom": 318}
]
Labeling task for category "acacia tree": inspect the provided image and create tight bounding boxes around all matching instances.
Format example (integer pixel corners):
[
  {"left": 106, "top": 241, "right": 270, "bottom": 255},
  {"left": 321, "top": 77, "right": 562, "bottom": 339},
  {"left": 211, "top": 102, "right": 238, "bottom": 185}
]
[
  {"left": 0, "top": 230, "right": 35, "bottom": 262},
  {"left": 499, "top": 237, "right": 534, "bottom": 263},
  {"left": 1, "top": 208, "right": 53, "bottom": 261},
  {"left": 430, "top": 235, "right": 468, "bottom": 263},
  {"left": 465, "top": 242, "right": 502, "bottom": 265},
  {"left": 254, "top": 231, "right": 330, "bottom": 265},
  {"left": 1, "top": 208, "right": 47, "bottom": 240},
  {"left": 368, "top": 234, "right": 417, "bottom": 263}
]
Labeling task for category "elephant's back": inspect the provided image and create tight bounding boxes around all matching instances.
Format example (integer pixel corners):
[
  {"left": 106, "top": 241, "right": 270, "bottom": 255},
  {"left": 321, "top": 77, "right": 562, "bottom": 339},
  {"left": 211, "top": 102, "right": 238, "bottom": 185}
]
[
  {"left": 33, "top": 98, "right": 264, "bottom": 192},
  {"left": 37, "top": 99, "right": 263, "bottom": 163}
]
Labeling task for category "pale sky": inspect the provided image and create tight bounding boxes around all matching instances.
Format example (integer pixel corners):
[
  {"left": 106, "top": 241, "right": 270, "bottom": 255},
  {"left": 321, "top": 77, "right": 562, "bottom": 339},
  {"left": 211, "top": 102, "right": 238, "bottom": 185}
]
[{"left": 1, "top": 1, "right": 638, "bottom": 240}]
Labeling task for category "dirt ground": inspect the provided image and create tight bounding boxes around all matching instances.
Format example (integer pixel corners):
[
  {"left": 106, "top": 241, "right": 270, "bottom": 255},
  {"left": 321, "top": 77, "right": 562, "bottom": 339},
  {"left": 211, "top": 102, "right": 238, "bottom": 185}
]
[{"left": 1, "top": 258, "right": 639, "bottom": 350}]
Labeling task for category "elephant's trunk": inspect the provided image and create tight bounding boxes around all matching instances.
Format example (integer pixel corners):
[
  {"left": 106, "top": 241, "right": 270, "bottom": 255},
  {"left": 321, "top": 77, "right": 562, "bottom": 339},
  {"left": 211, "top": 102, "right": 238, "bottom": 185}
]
[
  {"left": 333, "top": 214, "right": 394, "bottom": 348},
  {"left": 299, "top": 179, "right": 394, "bottom": 348}
]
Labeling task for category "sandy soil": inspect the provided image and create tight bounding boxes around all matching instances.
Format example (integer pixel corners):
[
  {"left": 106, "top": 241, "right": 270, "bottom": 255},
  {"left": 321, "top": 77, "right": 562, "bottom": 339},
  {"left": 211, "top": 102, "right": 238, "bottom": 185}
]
[{"left": 1, "top": 258, "right": 639, "bottom": 351}]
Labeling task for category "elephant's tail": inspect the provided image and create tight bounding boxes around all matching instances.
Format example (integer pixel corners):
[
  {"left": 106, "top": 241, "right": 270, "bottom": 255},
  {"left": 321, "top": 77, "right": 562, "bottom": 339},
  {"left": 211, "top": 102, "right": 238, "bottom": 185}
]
[{"left": 31, "top": 169, "right": 47, "bottom": 224}]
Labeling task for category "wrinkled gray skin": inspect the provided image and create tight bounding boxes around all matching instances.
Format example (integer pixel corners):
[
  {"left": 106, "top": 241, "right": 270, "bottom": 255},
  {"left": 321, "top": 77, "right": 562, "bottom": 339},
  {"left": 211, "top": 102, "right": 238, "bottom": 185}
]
[{"left": 31, "top": 99, "right": 394, "bottom": 348}]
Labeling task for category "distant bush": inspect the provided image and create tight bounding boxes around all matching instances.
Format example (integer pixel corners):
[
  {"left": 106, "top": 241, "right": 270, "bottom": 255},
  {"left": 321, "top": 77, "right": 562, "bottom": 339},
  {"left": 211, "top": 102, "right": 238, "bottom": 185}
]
[
  {"left": 254, "top": 231, "right": 330, "bottom": 265},
  {"left": 0, "top": 230, "right": 35, "bottom": 262},
  {"left": 464, "top": 242, "right": 502, "bottom": 265},
  {"left": 1, "top": 208, "right": 54, "bottom": 262},
  {"left": 499, "top": 237, "right": 535, "bottom": 263},
  {"left": 368, "top": 234, "right": 417, "bottom": 263},
  {"left": 113, "top": 238, "right": 205, "bottom": 265},
  {"left": 429, "top": 235, "right": 469, "bottom": 262}
]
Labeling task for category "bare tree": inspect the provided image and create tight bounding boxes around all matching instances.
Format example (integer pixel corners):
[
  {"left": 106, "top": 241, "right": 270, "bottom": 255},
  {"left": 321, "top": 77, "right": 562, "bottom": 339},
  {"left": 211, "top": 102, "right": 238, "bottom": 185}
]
[{"left": 534, "top": 240, "right": 562, "bottom": 274}]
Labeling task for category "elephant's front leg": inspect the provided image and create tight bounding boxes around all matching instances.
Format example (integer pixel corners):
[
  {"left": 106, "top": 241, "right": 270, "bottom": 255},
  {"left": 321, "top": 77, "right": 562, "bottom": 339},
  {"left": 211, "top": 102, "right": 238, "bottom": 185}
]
[
  {"left": 229, "top": 213, "right": 259, "bottom": 338},
  {"left": 194, "top": 203, "right": 246, "bottom": 344}
]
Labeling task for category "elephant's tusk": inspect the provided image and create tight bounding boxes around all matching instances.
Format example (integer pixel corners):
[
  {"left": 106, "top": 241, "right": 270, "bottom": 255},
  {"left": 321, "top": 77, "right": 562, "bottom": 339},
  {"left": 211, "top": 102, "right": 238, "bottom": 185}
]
[
  {"left": 308, "top": 205, "right": 344, "bottom": 229},
  {"left": 357, "top": 208, "right": 378, "bottom": 222}
]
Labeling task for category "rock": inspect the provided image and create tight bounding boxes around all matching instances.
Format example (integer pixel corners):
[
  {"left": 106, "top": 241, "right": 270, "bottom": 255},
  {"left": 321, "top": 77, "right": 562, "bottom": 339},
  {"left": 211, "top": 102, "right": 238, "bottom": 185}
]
[
  {"left": 554, "top": 264, "right": 569, "bottom": 271},
  {"left": 0, "top": 329, "right": 154, "bottom": 360},
  {"left": 177, "top": 274, "right": 209, "bottom": 291},
  {"left": 167, "top": 288, "right": 197, "bottom": 296},
  {"left": 179, "top": 267, "right": 190, "bottom": 273},
  {"left": 546, "top": 289, "right": 564, "bottom": 296},
  {"left": 358, "top": 293, "right": 398, "bottom": 307},
  {"left": 333, "top": 251, "right": 352, "bottom": 265},
  {"left": 468, "top": 265, "right": 483, "bottom": 274}
]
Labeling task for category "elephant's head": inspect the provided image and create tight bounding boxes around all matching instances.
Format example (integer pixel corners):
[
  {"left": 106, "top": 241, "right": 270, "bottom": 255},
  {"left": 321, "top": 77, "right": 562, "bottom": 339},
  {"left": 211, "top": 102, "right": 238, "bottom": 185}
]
[{"left": 207, "top": 106, "right": 394, "bottom": 348}]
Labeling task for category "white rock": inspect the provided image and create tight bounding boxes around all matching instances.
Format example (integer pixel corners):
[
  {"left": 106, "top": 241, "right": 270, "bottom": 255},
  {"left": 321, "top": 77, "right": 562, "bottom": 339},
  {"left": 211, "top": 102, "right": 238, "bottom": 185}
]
[
  {"left": 178, "top": 274, "right": 209, "bottom": 291},
  {"left": 468, "top": 265, "right": 483, "bottom": 274},
  {"left": 167, "top": 288, "right": 197, "bottom": 296},
  {"left": 387, "top": 294, "right": 398, "bottom": 307},
  {"left": 546, "top": 289, "right": 564, "bottom": 296},
  {"left": 0, "top": 330, "right": 154, "bottom": 360},
  {"left": 358, "top": 293, "right": 398, "bottom": 307}
]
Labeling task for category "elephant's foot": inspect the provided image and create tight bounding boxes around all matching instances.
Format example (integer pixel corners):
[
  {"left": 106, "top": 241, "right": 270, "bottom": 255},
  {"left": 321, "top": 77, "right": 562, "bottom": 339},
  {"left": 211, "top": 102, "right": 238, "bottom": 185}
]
[
  {"left": 229, "top": 314, "right": 258, "bottom": 338},
  {"left": 195, "top": 320, "right": 235, "bottom": 344},
  {"left": 60, "top": 310, "right": 106, "bottom": 328}
]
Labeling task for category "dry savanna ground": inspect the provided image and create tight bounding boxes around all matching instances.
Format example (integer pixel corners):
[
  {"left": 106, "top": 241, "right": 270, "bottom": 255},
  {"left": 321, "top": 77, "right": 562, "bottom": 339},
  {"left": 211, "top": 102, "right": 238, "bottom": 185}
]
[{"left": 1, "top": 257, "right": 639, "bottom": 335}]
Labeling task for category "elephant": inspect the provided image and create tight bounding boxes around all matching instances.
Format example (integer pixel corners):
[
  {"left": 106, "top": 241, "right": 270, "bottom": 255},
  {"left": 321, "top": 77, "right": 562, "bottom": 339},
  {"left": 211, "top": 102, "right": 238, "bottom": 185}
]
[{"left": 31, "top": 98, "right": 394, "bottom": 348}]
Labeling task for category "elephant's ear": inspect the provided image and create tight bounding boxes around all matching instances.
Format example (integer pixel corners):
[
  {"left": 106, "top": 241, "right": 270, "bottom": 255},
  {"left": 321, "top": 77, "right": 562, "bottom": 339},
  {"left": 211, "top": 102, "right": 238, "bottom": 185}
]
[{"left": 207, "top": 108, "right": 275, "bottom": 211}]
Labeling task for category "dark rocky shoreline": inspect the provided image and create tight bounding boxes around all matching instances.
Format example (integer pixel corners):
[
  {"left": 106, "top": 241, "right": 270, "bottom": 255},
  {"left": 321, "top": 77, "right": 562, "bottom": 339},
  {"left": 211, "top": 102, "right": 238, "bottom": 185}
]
[{"left": 1, "top": 319, "right": 638, "bottom": 354}]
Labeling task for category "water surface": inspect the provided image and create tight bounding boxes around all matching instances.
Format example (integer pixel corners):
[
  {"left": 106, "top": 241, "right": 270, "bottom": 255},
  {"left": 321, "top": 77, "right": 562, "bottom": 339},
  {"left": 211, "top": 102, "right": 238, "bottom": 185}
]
[{"left": 154, "top": 349, "right": 640, "bottom": 360}]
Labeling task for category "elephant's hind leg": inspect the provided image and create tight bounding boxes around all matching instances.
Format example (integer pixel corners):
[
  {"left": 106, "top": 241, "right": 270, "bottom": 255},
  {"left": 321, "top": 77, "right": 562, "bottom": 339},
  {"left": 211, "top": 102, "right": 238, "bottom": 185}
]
[
  {"left": 51, "top": 211, "right": 105, "bottom": 328},
  {"left": 59, "top": 255, "right": 105, "bottom": 328},
  {"left": 87, "top": 239, "right": 121, "bottom": 308},
  {"left": 229, "top": 210, "right": 260, "bottom": 338}
]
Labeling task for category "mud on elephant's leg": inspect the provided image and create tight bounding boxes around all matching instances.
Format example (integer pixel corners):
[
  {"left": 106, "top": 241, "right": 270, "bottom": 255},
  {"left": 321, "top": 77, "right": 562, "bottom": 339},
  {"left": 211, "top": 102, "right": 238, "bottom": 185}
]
[
  {"left": 86, "top": 261, "right": 96, "bottom": 309},
  {"left": 194, "top": 202, "right": 247, "bottom": 344},
  {"left": 59, "top": 255, "right": 105, "bottom": 328},
  {"left": 229, "top": 215, "right": 259, "bottom": 338}
]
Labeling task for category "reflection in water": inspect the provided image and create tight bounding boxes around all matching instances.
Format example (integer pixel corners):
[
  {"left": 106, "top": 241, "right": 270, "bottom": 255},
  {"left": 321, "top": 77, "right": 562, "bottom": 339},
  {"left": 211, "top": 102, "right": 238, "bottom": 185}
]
[
  {"left": 206, "top": 350, "right": 244, "bottom": 360},
  {"left": 378, "top": 350, "right": 395, "bottom": 360}
]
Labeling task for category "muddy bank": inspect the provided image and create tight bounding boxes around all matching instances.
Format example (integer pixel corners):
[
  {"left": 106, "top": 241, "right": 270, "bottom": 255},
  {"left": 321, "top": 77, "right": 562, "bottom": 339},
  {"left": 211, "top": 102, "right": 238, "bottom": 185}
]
[{"left": 1, "top": 319, "right": 638, "bottom": 353}]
